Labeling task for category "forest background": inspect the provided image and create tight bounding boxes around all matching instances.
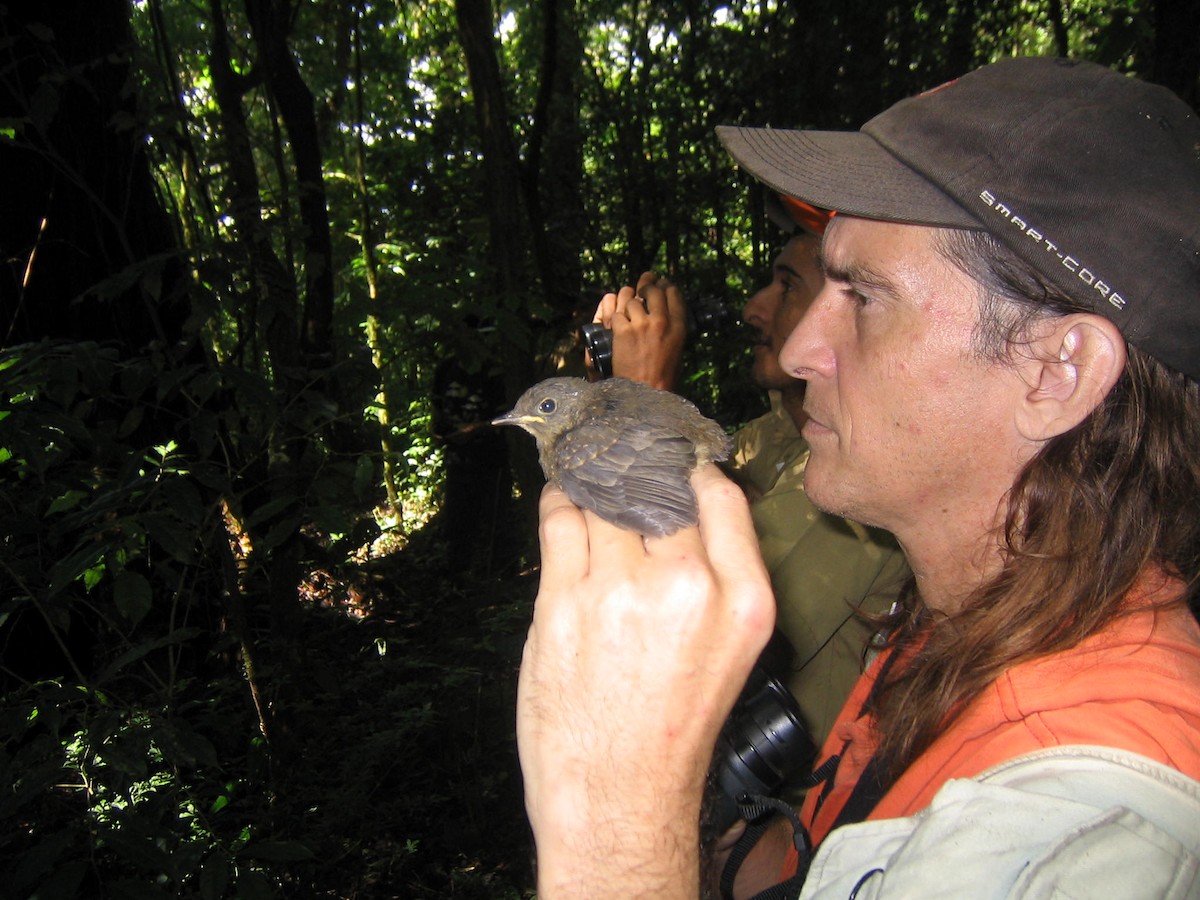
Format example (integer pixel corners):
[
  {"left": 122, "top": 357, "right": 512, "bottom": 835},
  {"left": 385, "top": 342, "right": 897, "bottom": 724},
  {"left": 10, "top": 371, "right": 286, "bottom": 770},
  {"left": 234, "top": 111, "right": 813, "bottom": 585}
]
[{"left": 1, "top": 0, "right": 1197, "bottom": 897}]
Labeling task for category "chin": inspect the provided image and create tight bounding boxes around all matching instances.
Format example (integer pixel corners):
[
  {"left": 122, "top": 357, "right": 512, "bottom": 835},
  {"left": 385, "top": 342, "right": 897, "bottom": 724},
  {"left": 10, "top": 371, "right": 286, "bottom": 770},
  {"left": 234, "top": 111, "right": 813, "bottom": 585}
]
[
  {"left": 804, "top": 471, "right": 885, "bottom": 531},
  {"left": 800, "top": 460, "right": 844, "bottom": 513}
]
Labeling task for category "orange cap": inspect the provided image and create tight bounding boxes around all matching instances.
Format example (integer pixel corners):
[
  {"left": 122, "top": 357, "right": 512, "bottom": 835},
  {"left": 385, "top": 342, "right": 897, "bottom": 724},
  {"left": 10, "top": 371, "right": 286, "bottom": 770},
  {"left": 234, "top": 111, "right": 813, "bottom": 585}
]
[{"left": 777, "top": 194, "right": 834, "bottom": 235}]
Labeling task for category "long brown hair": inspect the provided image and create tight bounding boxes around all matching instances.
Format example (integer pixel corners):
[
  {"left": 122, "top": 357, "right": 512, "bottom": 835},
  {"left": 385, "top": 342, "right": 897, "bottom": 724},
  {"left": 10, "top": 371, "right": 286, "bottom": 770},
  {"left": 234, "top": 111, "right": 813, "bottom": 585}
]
[{"left": 866, "top": 229, "right": 1200, "bottom": 780}]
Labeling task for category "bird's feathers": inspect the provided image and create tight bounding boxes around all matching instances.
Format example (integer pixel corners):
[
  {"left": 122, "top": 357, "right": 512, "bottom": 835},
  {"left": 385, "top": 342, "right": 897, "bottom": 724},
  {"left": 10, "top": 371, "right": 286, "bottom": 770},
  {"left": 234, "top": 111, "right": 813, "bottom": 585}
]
[
  {"left": 493, "top": 377, "right": 731, "bottom": 536},
  {"left": 555, "top": 418, "right": 701, "bottom": 536}
]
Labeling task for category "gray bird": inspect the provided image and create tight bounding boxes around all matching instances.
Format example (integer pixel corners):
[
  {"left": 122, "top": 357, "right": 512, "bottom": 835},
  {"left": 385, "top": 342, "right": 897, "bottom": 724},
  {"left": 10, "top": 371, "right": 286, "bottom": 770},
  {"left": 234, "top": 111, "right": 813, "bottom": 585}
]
[{"left": 492, "top": 377, "right": 732, "bottom": 536}]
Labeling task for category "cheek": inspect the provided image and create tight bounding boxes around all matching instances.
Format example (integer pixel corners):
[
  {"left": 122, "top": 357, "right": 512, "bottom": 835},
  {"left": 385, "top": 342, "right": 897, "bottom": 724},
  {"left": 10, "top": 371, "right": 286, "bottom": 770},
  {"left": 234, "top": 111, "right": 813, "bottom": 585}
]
[
  {"left": 875, "top": 318, "right": 976, "bottom": 422},
  {"left": 855, "top": 354, "right": 968, "bottom": 443}
]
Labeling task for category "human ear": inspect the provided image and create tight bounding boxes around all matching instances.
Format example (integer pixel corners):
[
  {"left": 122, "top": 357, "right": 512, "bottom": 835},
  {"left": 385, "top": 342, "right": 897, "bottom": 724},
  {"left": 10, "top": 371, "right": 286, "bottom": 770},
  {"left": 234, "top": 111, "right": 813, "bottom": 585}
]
[{"left": 1013, "top": 314, "right": 1127, "bottom": 442}]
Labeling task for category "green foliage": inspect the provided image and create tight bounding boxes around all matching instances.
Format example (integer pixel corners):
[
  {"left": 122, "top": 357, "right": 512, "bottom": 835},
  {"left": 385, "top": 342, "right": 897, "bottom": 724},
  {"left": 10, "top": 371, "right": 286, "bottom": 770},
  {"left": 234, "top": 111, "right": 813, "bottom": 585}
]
[{"left": 0, "top": 333, "right": 534, "bottom": 897}]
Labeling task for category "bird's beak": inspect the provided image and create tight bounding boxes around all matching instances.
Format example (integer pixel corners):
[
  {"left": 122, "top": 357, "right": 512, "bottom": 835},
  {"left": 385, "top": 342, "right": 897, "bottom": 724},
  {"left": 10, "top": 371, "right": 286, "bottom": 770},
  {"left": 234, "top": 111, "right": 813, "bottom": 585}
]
[{"left": 491, "top": 411, "right": 543, "bottom": 428}]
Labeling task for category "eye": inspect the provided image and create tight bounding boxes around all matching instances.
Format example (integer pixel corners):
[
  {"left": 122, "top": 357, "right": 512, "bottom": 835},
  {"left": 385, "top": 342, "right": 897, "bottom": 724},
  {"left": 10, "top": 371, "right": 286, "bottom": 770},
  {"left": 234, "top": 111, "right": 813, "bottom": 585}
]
[
  {"left": 539, "top": 398, "right": 557, "bottom": 414},
  {"left": 840, "top": 285, "right": 872, "bottom": 308}
]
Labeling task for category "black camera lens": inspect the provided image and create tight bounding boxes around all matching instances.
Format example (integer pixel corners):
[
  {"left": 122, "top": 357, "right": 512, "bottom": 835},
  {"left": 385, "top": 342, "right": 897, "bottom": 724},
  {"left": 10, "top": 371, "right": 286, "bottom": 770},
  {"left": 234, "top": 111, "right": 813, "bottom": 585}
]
[
  {"left": 721, "top": 677, "right": 812, "bottom": 793},
  {"left": 709, "top": 668, "right": 815, "bottom": 835},
  {"left": 580, "top": 322, "right": 614, "bottom": 379}
]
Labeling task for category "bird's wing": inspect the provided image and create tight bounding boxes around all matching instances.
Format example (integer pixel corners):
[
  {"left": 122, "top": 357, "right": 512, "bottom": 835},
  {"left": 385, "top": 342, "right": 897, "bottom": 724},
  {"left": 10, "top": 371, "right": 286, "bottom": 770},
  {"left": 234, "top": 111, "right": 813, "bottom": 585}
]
[{"left": 552, "top": 416, "right": 699, "bottom": 537}]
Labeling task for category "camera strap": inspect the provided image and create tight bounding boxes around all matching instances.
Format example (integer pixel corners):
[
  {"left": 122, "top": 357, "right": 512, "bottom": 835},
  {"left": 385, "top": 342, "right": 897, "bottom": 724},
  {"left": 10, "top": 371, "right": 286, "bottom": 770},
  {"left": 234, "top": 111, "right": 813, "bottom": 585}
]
[
  {"left": 719, "top": 793, "right": 810, "bottom": 900},
  {"left": 719, "top": 749, "right": 890, "bottom": 900},
  {"left": 718, "top": 753, "right": 842, "bottom": 900}
]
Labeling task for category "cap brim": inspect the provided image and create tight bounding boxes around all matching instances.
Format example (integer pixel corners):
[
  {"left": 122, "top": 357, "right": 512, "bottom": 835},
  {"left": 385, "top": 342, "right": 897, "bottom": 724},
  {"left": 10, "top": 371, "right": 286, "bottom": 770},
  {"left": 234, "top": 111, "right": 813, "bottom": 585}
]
[{"left": 717, "top": 125, "right": 980, "bottom": 230}]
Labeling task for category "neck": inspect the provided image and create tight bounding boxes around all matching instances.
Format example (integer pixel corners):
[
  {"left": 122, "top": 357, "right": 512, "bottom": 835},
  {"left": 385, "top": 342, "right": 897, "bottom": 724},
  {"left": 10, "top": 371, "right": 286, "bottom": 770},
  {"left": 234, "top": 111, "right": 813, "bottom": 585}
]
[{"left": 895, "top": 502, "right": 1009, "bottom": 615}]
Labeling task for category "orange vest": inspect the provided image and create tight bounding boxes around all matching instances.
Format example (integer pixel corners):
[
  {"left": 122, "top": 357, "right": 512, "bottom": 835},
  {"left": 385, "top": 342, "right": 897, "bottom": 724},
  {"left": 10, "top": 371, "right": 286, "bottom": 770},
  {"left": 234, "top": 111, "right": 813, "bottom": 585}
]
[{"left": 783, "top": 572, "right": 1200, "bottom": 876}]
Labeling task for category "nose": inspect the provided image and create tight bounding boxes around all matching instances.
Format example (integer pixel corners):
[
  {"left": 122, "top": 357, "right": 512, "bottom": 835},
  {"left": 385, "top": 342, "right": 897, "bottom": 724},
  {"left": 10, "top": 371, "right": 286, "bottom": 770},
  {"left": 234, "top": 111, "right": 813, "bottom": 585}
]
[
  {"left": 779, "top": 284, "right": 837, "bottom": 379},
  {"left": 741, "top": 283, "right": 775, "bottom": 330}
]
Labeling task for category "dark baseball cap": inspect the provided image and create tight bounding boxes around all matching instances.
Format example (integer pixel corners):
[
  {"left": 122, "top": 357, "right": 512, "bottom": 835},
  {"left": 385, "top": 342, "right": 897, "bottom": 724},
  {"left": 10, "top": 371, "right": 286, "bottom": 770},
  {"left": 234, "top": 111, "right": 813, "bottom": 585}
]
[{"left": 717, "top": 57, "right": 1200, "bottom": 381}]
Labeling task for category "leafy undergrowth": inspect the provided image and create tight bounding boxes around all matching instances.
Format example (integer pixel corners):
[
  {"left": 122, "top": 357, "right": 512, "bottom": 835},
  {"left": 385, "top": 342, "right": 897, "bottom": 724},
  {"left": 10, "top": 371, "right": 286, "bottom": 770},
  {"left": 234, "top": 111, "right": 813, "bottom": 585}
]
[
  {"left": 1, "top": 539, "right": 539, "bottom": 900},
  {"left": 0, "top": 339, "right": 539, "bottom": 898},
  {"left": 289, "top": 545, "right": 538, "bottom": 899}
]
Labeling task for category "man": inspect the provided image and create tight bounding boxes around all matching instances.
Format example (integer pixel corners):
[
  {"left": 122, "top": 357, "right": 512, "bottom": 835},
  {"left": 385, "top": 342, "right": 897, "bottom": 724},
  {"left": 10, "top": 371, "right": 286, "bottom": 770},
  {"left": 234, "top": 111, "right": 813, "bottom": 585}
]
[
  {"left": 593, "top": 204, "right": 907, "bottom": 746},
  {"left": 518, "top": 57, "right": 1200, "bottom": 898}
]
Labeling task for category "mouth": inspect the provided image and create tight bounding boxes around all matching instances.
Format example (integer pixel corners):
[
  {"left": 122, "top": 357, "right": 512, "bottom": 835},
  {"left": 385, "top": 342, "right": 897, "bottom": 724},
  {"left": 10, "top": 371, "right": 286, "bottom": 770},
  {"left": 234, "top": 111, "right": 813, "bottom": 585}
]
[
  {"left": 800, "top": 404, "right": 834, "bottom": 436},
  {"left": 745, "top": 324, "right": 771, "bottom": 350},
  {"left": 750, "top": 339, "right": 776, "bottom": 360},
  {"left": 491, "top": 412, "right": 543, "bottom": 428}
]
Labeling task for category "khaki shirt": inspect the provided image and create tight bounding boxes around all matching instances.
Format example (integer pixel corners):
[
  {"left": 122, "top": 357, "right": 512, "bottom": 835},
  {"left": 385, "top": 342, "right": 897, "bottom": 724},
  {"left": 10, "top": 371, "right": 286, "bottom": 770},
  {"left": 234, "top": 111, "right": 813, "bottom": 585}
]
[{"left": 729, "top": 395, "right": 910, "bottom": 746}]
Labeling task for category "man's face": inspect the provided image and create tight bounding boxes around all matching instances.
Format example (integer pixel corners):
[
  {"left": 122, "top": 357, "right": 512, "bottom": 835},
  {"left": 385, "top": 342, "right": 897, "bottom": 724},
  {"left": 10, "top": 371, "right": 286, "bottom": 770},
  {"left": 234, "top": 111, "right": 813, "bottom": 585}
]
[
  {"left": 742, "top": 233, "right": 823, "bottom": 392},
  {"left": 778, "top": 217, "right": 1031, "bottom": 537}
]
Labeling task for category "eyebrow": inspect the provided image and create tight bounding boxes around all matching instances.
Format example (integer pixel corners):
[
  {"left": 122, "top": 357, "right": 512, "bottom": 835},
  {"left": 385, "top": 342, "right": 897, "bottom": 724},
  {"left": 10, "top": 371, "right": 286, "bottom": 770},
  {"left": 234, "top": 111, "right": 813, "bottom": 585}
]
[{"left": 818, "top": 250, "right": 903, "bottom": 299}]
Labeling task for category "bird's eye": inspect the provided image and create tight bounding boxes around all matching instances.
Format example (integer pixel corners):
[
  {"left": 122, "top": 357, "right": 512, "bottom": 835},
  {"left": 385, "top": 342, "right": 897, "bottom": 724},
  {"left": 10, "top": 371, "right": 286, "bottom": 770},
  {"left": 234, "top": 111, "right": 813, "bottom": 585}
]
[{"left": 539, "top": 398, "right": 557, "bottom": 414}]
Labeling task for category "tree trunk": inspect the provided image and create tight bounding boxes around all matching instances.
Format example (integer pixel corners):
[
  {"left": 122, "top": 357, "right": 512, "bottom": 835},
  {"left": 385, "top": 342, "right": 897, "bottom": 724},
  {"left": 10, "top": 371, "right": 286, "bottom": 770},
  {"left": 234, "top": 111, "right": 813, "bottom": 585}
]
[
  {"left": 524, "top": 0, "right": 585, "bottom": 312},
  {"left": 0, "top": 0, "right": 189, "bottom": 351},
  {"left": 354, "top": 6, "right": 401, "bottom": 511},
  {"left": 244, "top": 0, "right": 337, "bottom": 364},
  {"left": 207, "top": 0, "right": 303, "bottom": 375},
  {"left": 454, "top": 0, "right": 543, "bottom": 531}
]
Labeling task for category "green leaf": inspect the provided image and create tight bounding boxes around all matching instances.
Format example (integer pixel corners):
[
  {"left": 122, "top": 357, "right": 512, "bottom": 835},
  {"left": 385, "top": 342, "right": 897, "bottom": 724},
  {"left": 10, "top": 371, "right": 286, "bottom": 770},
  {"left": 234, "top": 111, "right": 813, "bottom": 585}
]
[
  {"left": 117, "top": 405, "right": 145, "bottom": 438},
  {"left": 108, "top": 878, "right": 175, "bottom": 900},
  {"left": 113, "top": 571, "right": 153, "bottom": 626},
  {"left": 47, "top": 543, "right": 105, "bottom": 597},
  {"left": 354, "top": 454, "right": 375, "bottom": 499},
  {"left": 12, "top": 830, "right": 77, "bottom": 894},
  {"left": 5, "top": 759, "right": 68, "bottom": 823},
  {"left": 244, "top": 495, "right": 299, "bottom": 529},
  {"left": 98, "top": 830, "right": 172, "bottom": 878},
  {"left": 257, "top": 514, "right": 302, "bottom": 553},
  {"left": 28, "top": 82, "right": 59, "bottom": 133},
  {"left": 26, "top": 22, "right": 55, "bottom": 42},
  {"left": 142, "top": 512, "right": 197, "bottom": 562},
  {"left": 46, "top": 489, "right": 89, "bottom": 514}
]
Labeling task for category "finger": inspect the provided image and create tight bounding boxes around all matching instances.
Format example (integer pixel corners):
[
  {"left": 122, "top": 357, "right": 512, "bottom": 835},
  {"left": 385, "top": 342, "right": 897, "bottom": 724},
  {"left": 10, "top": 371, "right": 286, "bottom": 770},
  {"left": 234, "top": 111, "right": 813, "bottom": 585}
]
[
  {"left": 580, "top": 505, "right": 650, "bottom": 569},
  {"left": 692, "top": 465, "right": 772, "bottom": 590},
  {"left": 640, "top": 281, "right": 669, "bottom": 319},
  {"left": 594, "top": 292, "right": 618, "bottom": 328},
  {"left": 635, "top": 271, "right": 660, "bottom": 293},
  {"left": 617, "top": 284, "right": 646, "bottom": 323},
  {"left": 691, "top": 465, "right": 776, "bottom": 666},
  {"left": 638, "top": 272, "right": 667, "bottom": 316},
  {"left": 537, "top": 483, "right": 591, "bottom": 588},
  {"left": 641, "top": 504, "right": 705, "bottom": 559},
  {"left": 664, "top": 281, "right": 687, "bottom": 330}
]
